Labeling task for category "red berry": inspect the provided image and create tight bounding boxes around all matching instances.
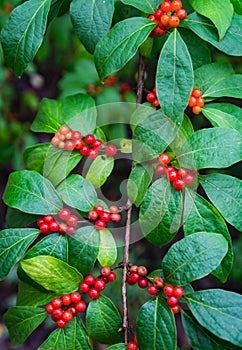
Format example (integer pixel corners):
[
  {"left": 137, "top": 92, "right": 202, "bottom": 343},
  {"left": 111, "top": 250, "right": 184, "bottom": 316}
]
[
  {"left": 92, "top": 139, "right": 103, "bottom": 149},
  {"left": 71, "top": 131, "right": 82, "bottom": 140},
  {"left": 59, "top": 223, "right": 68, "bottom": 234},
  {"left": 109, "top": 205, "right": 118, "bottom": 214},
  {"left": 173, "top": 286, "right": 184, "bottom": 298},
  {"left": 192, "top": 106, "right": 202, "bottom": 115},
  {"left": 152, "top": 99, "right": 160, "bottom": 107},
  {"left": 100, "top": 266, "right": 111, "bottom": 277},
  {"left": 85, "top": 134, "right": 95, "bottom": 145},
  {"left": 138, "top": 278, "right": 149, "bottom": 288},
  {"left": 154, "top": 8, "right": 163, "bottom": 20},
  {"left": 85, "top": 275, "right": 95, "bottom": 286},
  {"left": 45, "top": 303, "right": 54, "bottom": 314},
  {"left": 127, "top": 275, "right": 136, "bottom": 285},
  {"left": 99, "top": 211, "right": 111, "bottom": 222},
  {"left": 188, "top": 95, "right": 197, "bottom": 107},
  {"left": 51, "top": 308, "right": 63, "bottom": 321},
  {"left": 110, "top": 213, "right": 121, "bottom": 223},
  {"left": 56, "top": 319, "right": 66, "bottom": 328},
  {"left": 43, "top": 215, "right": 54, "bottom": 224},
  {"left": 167, "top": 296, "right": 178, "bottom": 307},
  {"left": 37, "top": 218, "right": 45, "bottom": 226},
  {"left": 49, "top": 221, "right": 59, "bottom": 232},
  {"left": 62, "top": 294, "right": 72, "bottom": 306},
  {"left": 59, "top": 208, "right": 71, "bottom": 221},
  {"left": 177, "top": 167, "right": 187, "bottom": 179},
  {"left": 171, "top": 305, "right": 180, "bottom": 314},
  {"left": 80, "top": 281, "right": 90, "bottom": 293},
  {"left": 75, "top": 301, "right": 86, "bottom": 313},
  {"left": 129, "top": 272, "right": 140, "bottom": 284},
  {"left": 153, "top": 26, "right": 166, "bottom": 37},
  {"left": 94, "top": 278, "right": 106, "bottom": 291},
  {"left": 196, "top": 96, "right": 205, "bottom": 107},
  {"left": 80, "top": 145, "right": 90, "bottom": 156},
  {"left": 68, "top": 306, "right": 78, "bottom": 317},
  {"left": 156, "top": 165, "right": 166, "bottom": 176},
  {"left": 173, "top": 178, "right": 185, "bottom": 190},
  {"left": 71, "top": 291, "right": 81, "bottom": 303},
  {"left": 67, "top": 215, "right": 78, "bottom": 227},
  {"left": 176, "top": 8, "right": 187, "bottom": 20},
  {"left": 184, "top": 173, "right": 195, "bottom": 185},
  {"left": 192, "top": 88, "right": 202, "bottom": 98},
  {"left": 88, "top": 148, "right": 98, "bottom": 160},
  {"left": 127, "top": 341, "right": 138, "bottom": 350},
  {"left": 52, "top": 298, "right": 63, "bottom": 309},
  {"left": 161, "top": 1, "right": 172, "bottom": 12},
  {"left": 39, "top": 223, "right": 49, "bottom": 234},
  {"left": 75, "top": 139, "right": 84, "bottom": 150},
  {"left": 65, "top": 140, "right": 75, "bottom": 151},
  {"left": 167, "top": 169, "right": 177, "bottom": 182},
  {"left": 171, "top": 0, "right": 182, "bottom": 11},
  {"left": 95, "top": 220, "right": 106, "bottom": 230},
  {"left": 62, "top": 310, "right": 73, "bottom": 323},
  {"left": 108, "top": 272, "right": 117, "bottom": 282},
  {"left": 148, "top": 285, "right": 158, "bottom": 295},
  {"left": 146, "top": 92, "right": 156, "bottom": 103},
  {"left": 67, "top": 226, "right": 76, "bottom": 235},
  {"left": 158, "top": 153, "right": 170, "bottom": 165},
  {"left": 163, "top": 284, "right": 174, "bottom": 296},
  {"left": 95, "top": 205, "right": 105, "bottom": 214},
  {"left": 88, "top": 210, "right": 99, "bottom": 221},
  {"left": 105, "top": 144, "right": 117, "bottom": 157},
  {"left": 160, "top": 14, "right": 170, "bottom": 26},
  {"left": 88, "top": 288, "right": 100, "bottom": 299},
  {"left": 148, "top": 14, "right": 156, "bottom": 21}
]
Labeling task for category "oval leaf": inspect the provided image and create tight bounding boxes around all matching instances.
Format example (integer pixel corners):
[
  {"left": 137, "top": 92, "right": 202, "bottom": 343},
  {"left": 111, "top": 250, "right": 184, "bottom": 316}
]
[
  {"left": 94, "top": 17, "right": 156, "bottom": 81},
  {"left": 38, "top": 328, "right": 65, "bottom": 350},
  {"left": 64, "top": 318, "right": 93, "bottom": 350},
  {"left": 70, "top": 0, "right": 114, "bottom": 54},
  {"left": 185, "top": 289, "right": 242, "bottom": 346},
  {"left": 136, "top": 298, "right": 176, "bottom": 350},
  {"left": 156, "top": 30, "right": 193, "bottom": 124},
  {"left": 20, "top": 256, "right": 83, "bottom": 293},
  {"left": 127, "top": 164, "right": 153, "bottom": 206},
  {"left": 0, "top": 228, "right": 39, "bottom": 281},
  {"left": 203, "top": 74, "right": 242, "bottom": 99},
  {"left": 17, "top": 282, "right": 59, "bottom": 308},
  {"left": 86, "top": 295, "right": 122, "bottom": 344},
  {"left": 23, "top": 143, "right": 50, "bottom": 174},
  {"left": 200, "top": 174, "right": 242, "bottom": 231},
  {"left": 98, "top": 229, "right": 117, "bottom": 266},
  {"left": 86, "top": 155, "right": 114, "bottom": 188},
  {"left": 120, "top": 0, "right": 160, "bottom": 13},
  {"left": 3, "top": 306, "right": 46, "bottom": 345},
  {"left": 3, "top": 170, "right": 62, "bottom": 215},
  {"left": 0, "top": 0, "right": 52, "bottom": 76},
  {"left": 162, "top": 232, "right": 228, "bottom": 285},
  {"left": 31, "top": 98, "right": 63, "bottom": 133}
]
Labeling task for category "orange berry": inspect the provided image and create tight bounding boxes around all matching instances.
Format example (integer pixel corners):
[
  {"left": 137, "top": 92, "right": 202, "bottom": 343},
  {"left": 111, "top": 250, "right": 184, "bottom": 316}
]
[
  {"left": 196, "top": 96, "right": 205, "bottom": 107},
  {"left": 192, "top": 106, "right": 202, "bottom": 115},
  {"left": 192, "top": 88, "right": 202, "bottom": 98},
  {"left": 169, "top": 15, "right": 180, "bottom": 28}
]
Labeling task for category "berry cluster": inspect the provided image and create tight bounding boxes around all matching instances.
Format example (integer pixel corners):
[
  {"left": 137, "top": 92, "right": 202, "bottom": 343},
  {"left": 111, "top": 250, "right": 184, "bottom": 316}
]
[
  {"left": 46, "top": 266, "right": 116, "bottom": 328},
  {"left": 127, "top": 336, "right": 138, "bottom": 350},
  {"left": 155, "top": 153, "right": 196, "bottom": 190},
  {"left": 37, "top": 208, "right": 78, "bottom": 235},
  {"left": 146, "top": 87, "right": 160, "bottom": 108},
  {"left": 163, "top": 284, "right": 184, "bottom": 314},
  {"left": 127, "top": 265, "right": 149, "bottom": 289},
  {"left": 188, "top": 88, "right": 204, "bottom": 115},
  {"left": 80, "top": 266, "right": 116, "bottom": 299},
  {"left": 148, "top": 0, "right": 187, "bottom": 37},
  {"left": 88, "top": 205, "right": 121, "bottom": 230}
]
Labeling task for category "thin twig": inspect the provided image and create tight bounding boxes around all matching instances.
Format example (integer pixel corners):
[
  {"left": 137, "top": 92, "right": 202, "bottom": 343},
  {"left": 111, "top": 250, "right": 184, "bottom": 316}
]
[{"left": 122, "top": 53, "right": 145, "bottom": 343}]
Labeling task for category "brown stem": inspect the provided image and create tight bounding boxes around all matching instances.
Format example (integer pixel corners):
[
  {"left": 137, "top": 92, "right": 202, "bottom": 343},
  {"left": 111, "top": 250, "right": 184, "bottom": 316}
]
[{"left": 122, "top": 53, "right": 145, "bottom": 343}]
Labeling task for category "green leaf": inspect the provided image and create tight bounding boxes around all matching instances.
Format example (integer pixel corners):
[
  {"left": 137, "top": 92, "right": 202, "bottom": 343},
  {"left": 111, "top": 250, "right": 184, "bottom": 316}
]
[
  {"left": 120, "top": 0, "right": 160, "bottom": 13},
  {"left": 98, "top": 229, "right": 117, "bottom": 266},
  {"left": 20, "top": 256, "right": 83, "bottom": 293},
  {"left": 231, "top": 0, "right": 242, "bottom": 14},
  {"left": 38, "top": 328, "right": 65, "bottom": 350},
  {"left": 62, "top": 93, "right": 96, "bottom": 135},
  {"left": 200, "top": 174, "right": 242, "bottom": 231},
  {"left": 17, "top": 281, "right": 59, "bottom": 307},
  {"left": 57, "top": 174, "right": 97, "bottom": 212},
  {"left": 43, "top": 147, "right": 82, "bottom": 187},
  {"left": 68, "top": 226, "right": 100, "bottom": 275},
  {"left": 127, "top": 163, "right": 153, "bottom": 206},
  {"left": 170, "top": 114, "right": 194, "bottom": 153},
  {"left": 70, "top": 0, "right": 114, "bottom": 54},
  {"left": 182, "top": 310, "right": 241, "bottom": 350},
  {"left": 0, "top": 0, "right": 52, "bottom": 76},
  {"left": 185, "top": 289, "right": 242, "bottom": 346},
  {"left": 86, "top": 295, "right": 122, "bottom": 344},
  {"left": 162, "top": 232, "right": 228, "bottom": 286},
  {"left": 132, "top": 108, "right": 179, "bottom": 162},
  {"left": 136, "top": 298, "right": 176, "bottom": 350},
  {"left": 183, "top": 12, "right": 242, "bottom": 56},
  {"left": 86, "top": 155, "right": 114, "bottom": 188},
  {"left": 203, "top": 74, "right": 242, "bottom": 99},
  {"left": 176, "top": 128, "right": 242, "bottom": 170},
  {"left": 145, "top": 185, "right": 183, "bottom": 247},
  {"left": 31, "top": 98, "right": 63, "bottom": 133},
  {"left": 3, "top": 170, "right": 62, "bottom": 215},
  {"left": 0, "top": 228, "right": 39, "bottom": 281},
  {"left": 183, "top": 190, "right": 233, "bottom": 282},
  {"left": 194, "top": 62, "right": 234, "bottom": 93},
  {"left": 202, "top": 103, "right": 242, "bottom": 132},
  {"left": 189, "top": 0, "right": 233, "bottom": 39},
  {"left": 106, "top": 345, "right": 126, "bottom": 350},
  {"left": 3, "top": 306, "right": 46, "bottom": 345},
  {"left": 6, "top": 208, "right": 39, "bottom": 228},
  {"left": 156, "top": 30, "right": 193, "bottom": 124},
  {"left": 23, "top": 143, "right": 50, "bottom": 173},
  {"left": 94, "top": 17, "right": 156, "bottom": 81}
]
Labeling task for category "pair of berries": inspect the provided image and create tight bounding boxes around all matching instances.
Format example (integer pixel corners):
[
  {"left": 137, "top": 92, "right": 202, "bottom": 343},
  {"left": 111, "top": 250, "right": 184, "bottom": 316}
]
[
  {"left": 163, "top": 284, "right": 184, "bottom": 314},
  {"left": 146, "top": 87, "right": 160, "bottom": 108},
  {"left": 45, "top": 291, "right": 86, "bottom": 329},
  {"left": 37, "top": 208, "right": 78, "bottom": 235},
  {"left": 148, "top": 1, "right": 187, "bottom": 37},
  {"left": 155, "top": 153, "right": 196, "bottom": 190},
  {"left": 127, "top": 336, "right": 138, "bottom": 350},
  {"left": 127, "top": 265, "right": 149, "bottom": 289},
  {"left": 188, "top": 88, "right": 204, "bottom": 115},
  {"left": 88, "top": 205, "right": 121, "bottom": 230},
  {"left": 80, "top": 266, "right": 116, "bottom": 300}
]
